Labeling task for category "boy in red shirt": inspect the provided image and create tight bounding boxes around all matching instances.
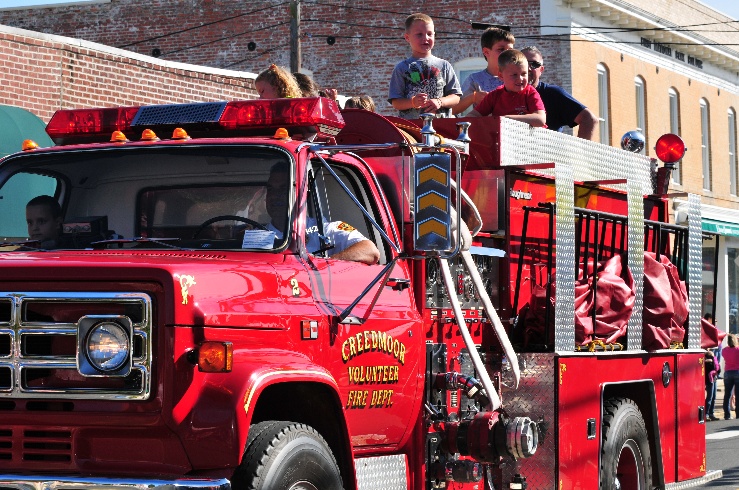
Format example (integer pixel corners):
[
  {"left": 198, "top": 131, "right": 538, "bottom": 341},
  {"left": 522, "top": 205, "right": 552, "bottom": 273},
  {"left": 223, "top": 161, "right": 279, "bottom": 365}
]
[{"left": 468, "top": 49, "right": 546, "bottom": 128}]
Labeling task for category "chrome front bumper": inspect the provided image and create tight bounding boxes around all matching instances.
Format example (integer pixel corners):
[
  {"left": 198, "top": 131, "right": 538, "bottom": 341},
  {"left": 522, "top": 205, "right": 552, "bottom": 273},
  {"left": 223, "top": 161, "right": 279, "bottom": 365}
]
[{"left": 0, "top": 475, "right": 231, "bottom": 490}]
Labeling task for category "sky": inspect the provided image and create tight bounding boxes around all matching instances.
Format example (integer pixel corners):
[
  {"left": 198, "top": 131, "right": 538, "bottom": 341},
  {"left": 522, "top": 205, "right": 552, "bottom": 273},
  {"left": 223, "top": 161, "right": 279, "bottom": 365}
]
[
  {"left": 700, "top": 0, "right": 739, "bottom": 20},
  {"left": 0, "top": 0, "right": 737, "bottom": 22}
]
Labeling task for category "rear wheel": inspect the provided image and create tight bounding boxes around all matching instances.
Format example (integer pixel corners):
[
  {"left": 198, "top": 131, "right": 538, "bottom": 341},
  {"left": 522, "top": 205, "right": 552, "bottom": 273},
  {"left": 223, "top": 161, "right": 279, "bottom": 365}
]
[
  {"left": 600, "top": 397, "right": 652, "bottom": 490},
  {"left": 231, "top": 421, "right": 344, "bottom": 490}
]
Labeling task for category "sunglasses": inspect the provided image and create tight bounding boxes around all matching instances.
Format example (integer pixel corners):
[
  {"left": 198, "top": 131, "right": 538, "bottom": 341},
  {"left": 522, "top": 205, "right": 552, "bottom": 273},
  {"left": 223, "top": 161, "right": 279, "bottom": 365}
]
[{"left": 529, "top": 61, "right": 543, "bottom": 69}]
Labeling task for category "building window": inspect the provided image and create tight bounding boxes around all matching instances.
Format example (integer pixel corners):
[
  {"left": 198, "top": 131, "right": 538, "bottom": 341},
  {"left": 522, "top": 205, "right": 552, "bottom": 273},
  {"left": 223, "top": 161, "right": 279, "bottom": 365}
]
[
  {"left": 634, "top": 77, "right": 646, "bottom": 154},
  {"left": 730, "top": 108, "right": 737, "bottom": 195},
  {"left": 701, "top": 98, "right": 711, "bottom": 191},
  {"left": 454, "top": 57, "right": 487, "bottom": 116},
  {"left": 597, "top": 64, "right": 610, "bottom": 145},
  {"left": 669, "top": 88, "right": 681, "bottom": 185}
]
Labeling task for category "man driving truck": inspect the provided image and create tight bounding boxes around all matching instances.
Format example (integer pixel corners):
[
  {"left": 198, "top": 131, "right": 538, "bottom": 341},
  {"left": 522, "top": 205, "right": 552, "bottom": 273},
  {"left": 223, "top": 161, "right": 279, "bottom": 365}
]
[{"left": 264, "top": 163, "right": 380, "bottom": 265}]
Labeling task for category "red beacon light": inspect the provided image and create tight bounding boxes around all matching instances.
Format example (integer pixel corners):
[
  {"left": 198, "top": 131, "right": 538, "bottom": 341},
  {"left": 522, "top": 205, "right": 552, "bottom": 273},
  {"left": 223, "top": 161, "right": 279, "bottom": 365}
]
[
  {"left": 219, "top": 97, "right": 345, "bottom": 138},
  {"left": 46, "top": 106, "right": 139, "bottom": 145},
  {"left": 655, "top": 133, "right": 686, "bottom": 164}
]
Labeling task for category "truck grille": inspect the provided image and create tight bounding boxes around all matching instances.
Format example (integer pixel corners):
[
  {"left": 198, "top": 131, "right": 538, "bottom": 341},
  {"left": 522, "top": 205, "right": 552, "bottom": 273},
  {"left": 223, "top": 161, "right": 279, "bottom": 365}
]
[
  {"left": 0, "top": 428, "right": 73, "bottom": 463},
  {"left": 0, "top": 293, "right": 152, "bottom": 400}
]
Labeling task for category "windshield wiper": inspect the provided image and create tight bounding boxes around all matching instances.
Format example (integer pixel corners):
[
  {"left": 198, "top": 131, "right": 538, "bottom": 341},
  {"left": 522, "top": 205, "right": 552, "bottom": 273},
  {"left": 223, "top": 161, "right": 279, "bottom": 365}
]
[{"left": 90, "top": 237, "right": 189, "bottom": 250}]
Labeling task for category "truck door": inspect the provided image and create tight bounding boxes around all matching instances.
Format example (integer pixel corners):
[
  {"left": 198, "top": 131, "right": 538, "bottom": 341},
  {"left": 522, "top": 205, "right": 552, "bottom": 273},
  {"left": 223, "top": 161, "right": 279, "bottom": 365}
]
[{"left": 305, "top": 162, "right": 423, "bottom": 449}]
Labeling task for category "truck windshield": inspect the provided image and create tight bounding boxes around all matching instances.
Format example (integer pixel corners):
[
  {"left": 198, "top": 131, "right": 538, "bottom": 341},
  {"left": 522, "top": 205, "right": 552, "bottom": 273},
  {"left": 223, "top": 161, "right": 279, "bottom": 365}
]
[{"left": 0, "top": 145, "right": 293, "bottom": 252}]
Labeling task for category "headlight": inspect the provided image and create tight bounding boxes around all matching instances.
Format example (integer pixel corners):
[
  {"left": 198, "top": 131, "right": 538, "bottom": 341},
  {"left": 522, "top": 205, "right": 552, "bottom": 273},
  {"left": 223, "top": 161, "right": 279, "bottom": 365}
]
[{"left": 85, "top": 322, "right": 130, "bottom": 372}]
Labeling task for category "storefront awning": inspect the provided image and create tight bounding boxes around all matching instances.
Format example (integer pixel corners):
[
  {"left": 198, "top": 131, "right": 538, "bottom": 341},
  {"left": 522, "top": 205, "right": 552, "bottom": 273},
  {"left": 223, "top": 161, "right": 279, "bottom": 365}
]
[
  {"left": 0, "top": 105, "right": 53, "bottom": 158},
  {"left": 702, "top": 218, "right": 739, "bottom": 237}
]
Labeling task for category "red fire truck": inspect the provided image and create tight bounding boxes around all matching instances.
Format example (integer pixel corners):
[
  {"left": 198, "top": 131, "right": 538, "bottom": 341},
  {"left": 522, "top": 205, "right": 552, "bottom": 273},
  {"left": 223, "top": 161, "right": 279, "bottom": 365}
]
[{"left": 0, "top": 97, "right": 719, "bottom": 490}]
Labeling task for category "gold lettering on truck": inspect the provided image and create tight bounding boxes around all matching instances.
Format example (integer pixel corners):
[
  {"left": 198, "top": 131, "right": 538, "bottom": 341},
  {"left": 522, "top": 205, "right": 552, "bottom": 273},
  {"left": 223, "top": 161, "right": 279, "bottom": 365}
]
[
  {"left": 342, "top": 330, "right": 407, "bottom": 409},
  {"left": 341, "top": 330, "right": 406, "bottom": 364}
]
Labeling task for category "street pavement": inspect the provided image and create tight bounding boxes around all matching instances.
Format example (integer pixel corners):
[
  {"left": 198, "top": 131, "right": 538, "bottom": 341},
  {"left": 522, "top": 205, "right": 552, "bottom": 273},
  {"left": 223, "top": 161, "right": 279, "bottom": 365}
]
[{"left": 702, "top": 380, "right": 739, "bottom": 489}]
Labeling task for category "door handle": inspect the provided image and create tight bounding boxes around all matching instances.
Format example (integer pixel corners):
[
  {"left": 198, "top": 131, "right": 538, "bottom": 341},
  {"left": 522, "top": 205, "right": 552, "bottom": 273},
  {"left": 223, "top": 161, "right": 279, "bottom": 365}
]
[{"left": 386, "top": 278, "right": 410, "bottom": 291}]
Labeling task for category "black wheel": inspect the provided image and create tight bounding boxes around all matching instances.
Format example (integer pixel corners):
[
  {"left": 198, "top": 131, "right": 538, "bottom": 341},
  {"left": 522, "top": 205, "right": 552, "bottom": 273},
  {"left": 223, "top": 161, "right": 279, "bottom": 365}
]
[
  {"left": 600, "top": 397, "right": 652, "bottom": 490},
  {"left": 192, "top": 215, "right": 266, "bottom": 239},
  {"left": 231, "top": 421, "right": 344, "bottom": 490}
]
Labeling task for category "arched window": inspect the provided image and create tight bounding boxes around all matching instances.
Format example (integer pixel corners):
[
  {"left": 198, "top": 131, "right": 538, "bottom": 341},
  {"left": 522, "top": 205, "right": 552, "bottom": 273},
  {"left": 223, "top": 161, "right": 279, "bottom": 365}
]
[
  {"left": 701, "top": 98, "right": 711, "bottom": 191},
  {"left": 597, "top": 64, "right": 610, "bottom": 145},
  {"left": 634, "top": 76, "right": 646, "bottom": 154},
  {"left": 454, "top": 57, "right": 487, "bottom": 116},
  {"left": 730, "top": 108, "right": 738, "bottom": 195},
  {"left": 668, "top": 88, "right": 681, "bottom": 185},
  {"left": 454, "top": 57, "right": 487, "bottom": 88}
]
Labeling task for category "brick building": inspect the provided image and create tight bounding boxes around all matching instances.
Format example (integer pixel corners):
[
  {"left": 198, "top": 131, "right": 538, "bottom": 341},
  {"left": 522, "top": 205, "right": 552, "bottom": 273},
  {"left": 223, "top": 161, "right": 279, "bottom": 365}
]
[{"left": 1, "top": 0, "right": 739, "bottom": 330}]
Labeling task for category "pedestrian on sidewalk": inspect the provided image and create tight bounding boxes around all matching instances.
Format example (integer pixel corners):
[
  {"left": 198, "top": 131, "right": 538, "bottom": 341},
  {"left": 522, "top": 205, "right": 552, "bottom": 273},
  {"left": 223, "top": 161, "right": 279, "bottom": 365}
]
[
  {"left": 706, "top": 349, "right": 720, "bottom": 421},
  {"left": 722, "top": 334, "right": 739, "bottom": 420}
]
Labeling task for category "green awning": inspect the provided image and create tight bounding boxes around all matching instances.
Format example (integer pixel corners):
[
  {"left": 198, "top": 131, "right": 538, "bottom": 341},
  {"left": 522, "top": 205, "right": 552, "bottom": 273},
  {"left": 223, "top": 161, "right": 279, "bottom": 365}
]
[
  {"left": 702, "top": 218, "right": 739, "bottom": 237},
  {"left": 0, "top": 105, "right": 53, "bottom": 158}
]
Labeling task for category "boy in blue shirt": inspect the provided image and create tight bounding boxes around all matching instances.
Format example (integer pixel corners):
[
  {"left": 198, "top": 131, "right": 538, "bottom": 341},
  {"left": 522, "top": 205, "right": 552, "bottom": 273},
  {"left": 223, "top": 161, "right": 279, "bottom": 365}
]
[
  {"left": 453, "top": 27, "right": 515, "bottom": 115},
  {"left": 388, "top": 13, "right": 461, "bottom": 119}
]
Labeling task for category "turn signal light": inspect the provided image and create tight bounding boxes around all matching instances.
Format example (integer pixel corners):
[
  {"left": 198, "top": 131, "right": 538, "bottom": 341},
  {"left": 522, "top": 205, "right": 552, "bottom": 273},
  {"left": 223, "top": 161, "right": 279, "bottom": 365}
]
[
  {"left": 198, "top": 341, "right": 233, "bottom": 372},
  {"left": 22, "top": 139, "right": 39, "bottom": 151},
  {"left": 140, "top": 129, "right": 160, "bottom": 141},
  {"left": 274, "top": 127, "right": 290, "bottom": 139},
  {"left": 110, "top": 131, "right": 129, "bottom": 143},
  {"left": 172, "top": 127, "right": 190, "bottom": 140}
]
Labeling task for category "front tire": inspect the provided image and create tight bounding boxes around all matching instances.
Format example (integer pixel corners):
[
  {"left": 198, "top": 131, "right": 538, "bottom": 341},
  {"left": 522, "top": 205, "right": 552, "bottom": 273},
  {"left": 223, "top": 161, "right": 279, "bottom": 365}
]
[
  {"left": 600, "top": 397, "right": 652, "bottom": 490},
  {"left": 232, "top": 421, "right": 344, "bottom": 490}
]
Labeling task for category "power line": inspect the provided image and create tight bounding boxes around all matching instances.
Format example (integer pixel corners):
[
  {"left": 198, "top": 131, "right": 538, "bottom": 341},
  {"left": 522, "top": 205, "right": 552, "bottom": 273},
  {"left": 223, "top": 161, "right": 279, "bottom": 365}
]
[
  {"left": 298, "top": 17, "right": 739, "bottom": 47},
  {"left": 161, "top": 22, "right": 290, "bottom": 57},
  {"left": 108, "top": 1, "right": 739, "bottom": 61},
  {"left": 117, "top": 2, "right": 288, "bottom": 49},
  {"left": 305, "top": 0, "right": 739, "bottom": 33},
  {"left": 304, "top": 0, "right": 472, "bottom": 25},
  {"left": 300, "top": 17, "right": 739, "bottom": 38},
  {"left": 224, "top": 45, "right": 289, "bottom": 69}
]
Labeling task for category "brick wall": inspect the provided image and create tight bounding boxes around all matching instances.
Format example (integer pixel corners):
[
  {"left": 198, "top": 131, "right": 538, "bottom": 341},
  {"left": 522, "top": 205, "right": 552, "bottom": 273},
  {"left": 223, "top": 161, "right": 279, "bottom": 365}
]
[
  {"left": 0, "top": 24, "right": 257, "bottom": 123},
  {"left": 0, "top": 0, "right": 561, "bottom": 116}
]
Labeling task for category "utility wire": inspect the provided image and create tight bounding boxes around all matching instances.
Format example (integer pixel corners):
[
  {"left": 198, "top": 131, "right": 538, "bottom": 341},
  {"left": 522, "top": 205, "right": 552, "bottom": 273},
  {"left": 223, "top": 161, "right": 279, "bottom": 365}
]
[
  {"left": 224, "top": 45, "right": 289, "bottom": 69},
  {"left": 300, "top": 17, "right": 739, "bottom": 37},
  {"left": 114, "top": 1, "right": 739, "bottom": 58},
  {"left": 306, "top": 0, "right": 739, "bottom": 32},
  {"left": 117, "top": 1, "right": 288, "bottom": 48},
  {"left": 162, "top": 22, "right": 290, "bottom": 57}
]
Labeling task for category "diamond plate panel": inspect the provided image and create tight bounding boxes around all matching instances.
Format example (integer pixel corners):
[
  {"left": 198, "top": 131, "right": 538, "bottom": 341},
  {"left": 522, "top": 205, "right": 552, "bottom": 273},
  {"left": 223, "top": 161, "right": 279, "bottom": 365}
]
[
  {"left": 500, "top": 353, "right": 557, "bottom": 490},
  {"left": 355, "top": 454, "right": 407, "bottom": 490},
  {"left": 627, "top": 180, "right": 644, "bottom": 350},
  {"left": 687, "top": 194, "right": 702, "bottom": 349},
  {"left": 500, "top": 118, "right": 653, "bottom": 352},
  {"left": 555, "top": 165, "right": 576, "bottom": 352},
  {"left": 499, "top": 119, "right": 653, "bottom": 196}
]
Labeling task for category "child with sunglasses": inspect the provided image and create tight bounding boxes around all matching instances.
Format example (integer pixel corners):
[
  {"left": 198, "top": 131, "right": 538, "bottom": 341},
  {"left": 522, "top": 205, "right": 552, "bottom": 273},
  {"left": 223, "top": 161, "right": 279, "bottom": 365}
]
[{"left": 521, "top": 46, "right": 598, "bottom": 140}]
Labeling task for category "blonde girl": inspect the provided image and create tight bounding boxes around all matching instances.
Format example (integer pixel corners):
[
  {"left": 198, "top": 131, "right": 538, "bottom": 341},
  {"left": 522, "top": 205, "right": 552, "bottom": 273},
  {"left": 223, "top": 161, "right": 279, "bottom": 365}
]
[{"left": 255, "top": 64, "right": 302, "bottom": 99}]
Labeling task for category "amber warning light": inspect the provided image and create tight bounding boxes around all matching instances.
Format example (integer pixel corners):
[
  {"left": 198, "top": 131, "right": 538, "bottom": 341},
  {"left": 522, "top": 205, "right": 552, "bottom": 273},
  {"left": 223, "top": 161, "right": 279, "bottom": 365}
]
[
  {"left": 655, "top": 133, "right": 686, "bottom": 163},
  {"left": 45, "top": 97, "right": 345, "bottom": 145}
]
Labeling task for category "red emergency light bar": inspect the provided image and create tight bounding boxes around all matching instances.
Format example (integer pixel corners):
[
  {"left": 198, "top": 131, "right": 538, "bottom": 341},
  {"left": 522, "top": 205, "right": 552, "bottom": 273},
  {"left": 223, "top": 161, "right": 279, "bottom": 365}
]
[
  {"left": 46, "top": 106, "right": 139, "bottom": 145},
  {"left": 46, "top": 97, "right": 345, "bottom": 145}
]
